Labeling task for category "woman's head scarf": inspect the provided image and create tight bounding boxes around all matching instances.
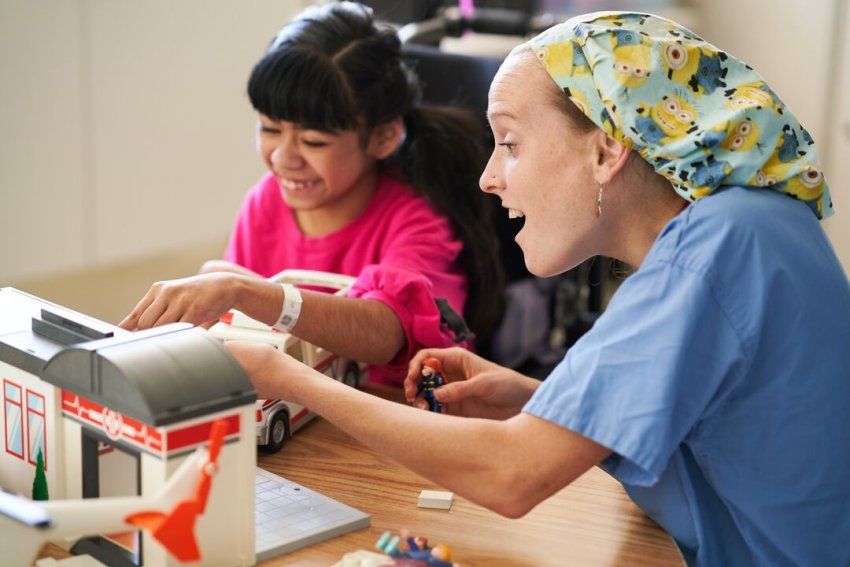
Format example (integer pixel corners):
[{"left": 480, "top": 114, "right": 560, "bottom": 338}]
[{"left": 529, "top": 11, "right": 832, "bottom": 218}]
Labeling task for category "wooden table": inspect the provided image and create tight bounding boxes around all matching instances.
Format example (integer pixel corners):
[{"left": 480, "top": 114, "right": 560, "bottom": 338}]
[
  {"left": 260, "top": 385, "right": 684, "bottom": 567},
  {"left": 42, "top": 386, "right": 683, "bottom": 566}
]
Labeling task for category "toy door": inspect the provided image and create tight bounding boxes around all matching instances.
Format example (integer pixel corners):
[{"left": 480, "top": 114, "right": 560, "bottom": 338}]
[{"left": 72, "top": 429, "right": 142, "bottom": 566}]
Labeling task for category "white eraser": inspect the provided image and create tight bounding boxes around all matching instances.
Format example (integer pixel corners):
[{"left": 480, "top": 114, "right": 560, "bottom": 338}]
[{"left": 418, "top": 489, "right": 454, "bottom": 510}]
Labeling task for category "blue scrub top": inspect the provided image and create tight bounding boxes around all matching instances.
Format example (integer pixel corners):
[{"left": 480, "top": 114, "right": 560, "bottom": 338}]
[{"left": 524, "top": 187, "right": 850, "bottom": 566}]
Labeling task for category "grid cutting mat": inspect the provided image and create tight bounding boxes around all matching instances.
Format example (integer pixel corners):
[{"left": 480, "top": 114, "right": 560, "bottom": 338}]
[{"left": 255, "top": 467, "right": 371, "bottom": 562}]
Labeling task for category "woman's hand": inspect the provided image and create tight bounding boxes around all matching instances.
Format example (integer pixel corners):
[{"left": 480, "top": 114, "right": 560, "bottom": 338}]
[
  {"left": 404, "top": 347, "right": 540, "bottom": 420},
  {"left": 119, "top": 272, "right": 244, "bottom": 330},
  {"left": 224, "top": 340, "right": 317, "bottom": 402}
]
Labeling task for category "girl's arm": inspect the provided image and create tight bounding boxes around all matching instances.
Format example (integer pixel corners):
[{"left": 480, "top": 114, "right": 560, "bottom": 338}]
[
  {"left": 234, "top": 276, "right": 405, "bottom": 365},
  {"left": 119, "top": 273, "right": 405, "bottom": 365},
  {"left": 228, "top": 342, "right": 612, "bottom": 518}
]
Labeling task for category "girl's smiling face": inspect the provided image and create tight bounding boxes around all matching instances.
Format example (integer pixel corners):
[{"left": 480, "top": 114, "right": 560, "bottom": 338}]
[
  {"left": 480, "top": 51, "right": 602, "bottom": 277},
  {"left": 257, "top": 115, "right": 380, "bottom": 234}
]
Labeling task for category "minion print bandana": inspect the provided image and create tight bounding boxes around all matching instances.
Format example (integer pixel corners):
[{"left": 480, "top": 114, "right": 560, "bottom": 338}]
[{"left": 529, "top": 11, "right": 833, "bottom": 219}]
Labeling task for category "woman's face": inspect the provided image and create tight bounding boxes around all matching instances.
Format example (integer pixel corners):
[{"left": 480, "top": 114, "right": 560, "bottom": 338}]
[{"left": 481, "top": 53, "right": 600, "bottom": 277}]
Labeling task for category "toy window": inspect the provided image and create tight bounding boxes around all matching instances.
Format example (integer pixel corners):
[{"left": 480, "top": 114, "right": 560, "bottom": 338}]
[
  {"left": 26, "top": 390, "right": 47, "bottom": 469},
  {"left": 3, "top": 379, "right": 24, "bottom": 460}
]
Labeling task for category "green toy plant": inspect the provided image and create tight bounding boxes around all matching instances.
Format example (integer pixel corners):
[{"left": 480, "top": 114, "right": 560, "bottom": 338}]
[{"left": 32, "top": 449, "right": 49, "bottom": 501}]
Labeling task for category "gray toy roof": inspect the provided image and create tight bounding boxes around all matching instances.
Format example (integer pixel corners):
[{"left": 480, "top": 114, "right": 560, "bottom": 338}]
[{"left": 0, "top": 288, "right": 256, "bottom": 426}]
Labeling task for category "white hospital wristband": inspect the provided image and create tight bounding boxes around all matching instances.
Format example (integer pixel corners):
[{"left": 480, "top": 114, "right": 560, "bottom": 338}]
[{"left": 273, "top": 283, "right": 302, "bottom": 332}]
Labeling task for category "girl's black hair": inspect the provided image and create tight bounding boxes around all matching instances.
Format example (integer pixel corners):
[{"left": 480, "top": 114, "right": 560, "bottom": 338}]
[{"left": 248, "top": 1, "right": 505, "bottom": 343}]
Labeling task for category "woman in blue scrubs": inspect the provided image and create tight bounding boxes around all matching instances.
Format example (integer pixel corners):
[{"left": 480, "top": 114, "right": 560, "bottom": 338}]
[{"left": 225, "top": 11, "right": 850, "bottom": 565}]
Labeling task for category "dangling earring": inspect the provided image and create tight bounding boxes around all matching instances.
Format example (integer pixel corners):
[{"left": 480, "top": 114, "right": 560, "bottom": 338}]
[{"left": 595, "top": 183, "right": 604, "bottom": 218}]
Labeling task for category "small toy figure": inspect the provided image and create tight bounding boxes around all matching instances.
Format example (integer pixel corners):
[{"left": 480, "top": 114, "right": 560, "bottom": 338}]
[
  {"left": 375, "top": 529, "right": 454, "bottom": 567},
  {"left": 417, "top": 357, "right": 446, "bottom": 413}
]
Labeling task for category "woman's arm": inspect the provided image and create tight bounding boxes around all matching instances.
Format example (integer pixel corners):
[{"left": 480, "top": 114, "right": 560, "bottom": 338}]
[{"left": 228, "top": 342, "right": 612, "bottom": 518}]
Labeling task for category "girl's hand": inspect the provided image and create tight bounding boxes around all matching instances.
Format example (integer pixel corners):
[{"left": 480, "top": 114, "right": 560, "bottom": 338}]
[
  {"left": 224, "top": 340, "right": 315, "bottom": 402},
  {"left": 119, "top": 272, "right": 243, "bottom": 330},
  {"left": 404, "top": 347, "right": 540, "bottom": 420}
]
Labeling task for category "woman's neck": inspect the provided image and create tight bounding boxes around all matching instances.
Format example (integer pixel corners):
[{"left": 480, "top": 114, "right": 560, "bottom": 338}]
[
  {"left": 602, "top": 174, "right": 689, "bottom": 268},
  {"left": 294, "top": 169, "right": 380, "bottom": 238}
]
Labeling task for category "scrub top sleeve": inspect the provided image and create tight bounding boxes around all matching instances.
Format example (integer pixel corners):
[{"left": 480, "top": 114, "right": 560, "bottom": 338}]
[{"left": 523, "top": 259, "right": 749, "bottom": 486}]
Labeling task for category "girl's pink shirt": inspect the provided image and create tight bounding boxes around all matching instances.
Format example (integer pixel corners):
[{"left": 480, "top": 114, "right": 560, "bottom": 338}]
[{"left": 225, "top": 172, "right": 468, "bottom": 385}]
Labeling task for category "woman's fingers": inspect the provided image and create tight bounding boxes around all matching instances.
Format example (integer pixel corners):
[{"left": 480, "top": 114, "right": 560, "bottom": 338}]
[
  {"left": 407, "top": 347, "right": 467, "bottom": 379},
  {"left": 434, "top": 378, "right": 486, "bottom": 404},
  {"left": 405, "top": 346, "right": 490, "bottom": 402}
]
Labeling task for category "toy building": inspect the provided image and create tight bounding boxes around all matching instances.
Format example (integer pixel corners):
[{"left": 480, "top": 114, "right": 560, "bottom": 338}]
[{"left": 0, "top": 287, "right": 257, "bottom": 566}]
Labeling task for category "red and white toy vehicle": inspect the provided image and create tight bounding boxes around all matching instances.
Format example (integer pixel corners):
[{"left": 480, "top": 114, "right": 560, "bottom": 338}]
[{"left": 209, "top": 270, "right": 363, "bottom": 453}]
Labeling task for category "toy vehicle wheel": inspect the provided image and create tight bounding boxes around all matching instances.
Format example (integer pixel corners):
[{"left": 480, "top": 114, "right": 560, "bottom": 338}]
[
  {"left": 261, "top": 410, "right": 290, "bottom": 453},
  {"left": 342, "top": 362, "right": 360, "bottom": 387}
]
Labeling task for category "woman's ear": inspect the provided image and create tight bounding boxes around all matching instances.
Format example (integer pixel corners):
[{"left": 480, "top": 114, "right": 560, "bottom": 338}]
[
  {"left": 592, "top": 130, "right": 631, "bottom": 186},
  {"left": 367, "top": 117, "right": 405, "bottom": 159}
]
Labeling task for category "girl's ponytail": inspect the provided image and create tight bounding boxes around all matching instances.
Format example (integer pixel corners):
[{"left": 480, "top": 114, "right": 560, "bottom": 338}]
[{"left": 396, "top": 105, "right": 505, "bottom": 343}]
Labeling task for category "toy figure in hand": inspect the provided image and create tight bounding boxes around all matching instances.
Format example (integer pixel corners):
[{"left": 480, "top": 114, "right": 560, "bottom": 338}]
[{"left": 418, "top": 358, "right": 446, "bottom": 413}]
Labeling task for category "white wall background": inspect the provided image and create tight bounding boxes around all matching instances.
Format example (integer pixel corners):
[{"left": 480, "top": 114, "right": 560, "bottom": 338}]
[
  {"left": 1, "top": 0, "right": 308, "bottom": 282},
  {"left": 824, "top": 0, "right": 850, "bottom": 269},
  {"left": 2, "top": 0, "right": 849, "bottom": 281}
]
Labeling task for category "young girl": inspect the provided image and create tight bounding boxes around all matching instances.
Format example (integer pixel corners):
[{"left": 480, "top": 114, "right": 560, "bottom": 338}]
[{"left": 119, "top": 2, "right": 504, "bottom": 385}]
